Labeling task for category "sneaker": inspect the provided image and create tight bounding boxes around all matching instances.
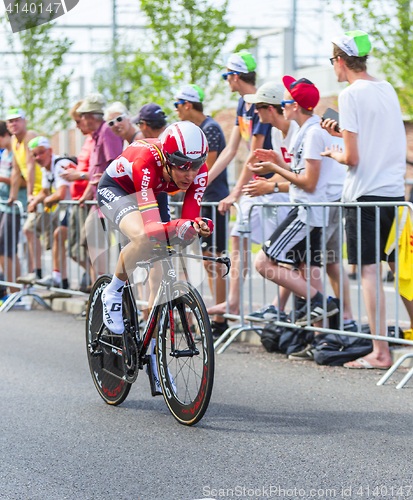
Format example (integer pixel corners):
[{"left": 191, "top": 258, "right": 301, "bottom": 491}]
[
  {"left": 294, "top": 293, "right": 339, "bottom": 327},
  {"left": 35, "top": 275, "right": 60, "bottom": 288},
  {"left": 17, "top": 273, "right": 36, "bottom": 285},
  {"left": 245, "top": 304, "right": 280, "bottom": 321},
  {"left": 211, "top": 320, "right": 229, "bottom": 339},
  {"left": 288, "top": 344, "right": 315, "bottom": 360},
  {"left": 101, "top": 291, "right": 124, "bottom": 335},
  {"left": 343, "top": 319, "right": 358, "bottom": 332}
]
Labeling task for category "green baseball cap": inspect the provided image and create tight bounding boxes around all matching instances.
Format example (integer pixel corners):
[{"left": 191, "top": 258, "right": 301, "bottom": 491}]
[
  {"left": 6, "top": 108, "right": 25, "bottom": 120},
  {"left": 331, "top": 30, "right": 371, "bottom": 57},
  {"left": 226, "top": 51, "right": 257, "bottom": 73},
  {"left": 175, "top": 84, "right": 204, "bottom": 103},
  {"left": 28, "top": 136, "right": 50, "bottom": 150}
]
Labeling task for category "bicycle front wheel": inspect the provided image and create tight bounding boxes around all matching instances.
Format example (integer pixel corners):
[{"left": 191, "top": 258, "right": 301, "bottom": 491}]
[
  {"left": 157, "top": 281, "right": 214, "bottom": 425},
  {"left": 86, "top": 274, "right": 131, "bottom": 405}
]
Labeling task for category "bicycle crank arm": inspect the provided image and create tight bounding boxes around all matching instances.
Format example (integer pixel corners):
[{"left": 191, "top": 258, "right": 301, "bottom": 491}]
[{"left": 170, "top": 348, "right": 200, "bottom": 358}]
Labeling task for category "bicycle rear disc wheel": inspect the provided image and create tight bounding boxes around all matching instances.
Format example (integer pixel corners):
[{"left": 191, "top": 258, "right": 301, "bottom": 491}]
[
  {"left": 86, "top": 274, "right": 131, "bottom": 405},
  {"left": 157, "top": 281, "right": 214, "bottom": 425}
]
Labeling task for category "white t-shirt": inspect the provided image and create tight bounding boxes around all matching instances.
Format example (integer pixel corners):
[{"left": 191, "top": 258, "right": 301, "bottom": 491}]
[
  {"left": 339, "top": 79, "right": 406, "bottom": 201},
  {"left": 288, "top": 116, "right": 343, "bottom": 226},
  {"left": 269, "top": 120, "right": 298, "bottom": 208},
  {"left": 271, "top": 120, "right": 299, "bottom": 166},
  {"left": 41, "top": 154, "right": 72, "bottom": 200}
]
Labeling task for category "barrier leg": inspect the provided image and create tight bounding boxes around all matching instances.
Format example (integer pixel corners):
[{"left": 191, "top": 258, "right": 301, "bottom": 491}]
[
  {"left": 216, "top": 326, "right": 262, "bottom": 355},
  {"left": 377, "top": 352, "right": 413, "bottom": 386},
  {"left": 396, "top": 366, "right": 413, "bottom": 389}
]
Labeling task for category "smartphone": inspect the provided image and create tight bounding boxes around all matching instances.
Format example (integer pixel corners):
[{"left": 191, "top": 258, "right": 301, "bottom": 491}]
[{"left": 322, "top": 107, "right": 340, "bottom": 133}]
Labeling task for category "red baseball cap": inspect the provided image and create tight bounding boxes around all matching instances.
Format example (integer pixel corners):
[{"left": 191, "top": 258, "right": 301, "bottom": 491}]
[{"left": 282, "top": 76, "right": 320, "bottom": 111}]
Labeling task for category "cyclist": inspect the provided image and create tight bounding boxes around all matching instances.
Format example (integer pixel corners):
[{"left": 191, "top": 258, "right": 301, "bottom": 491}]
[{"left": 97, "top": 120, "right": 213, "bottom": 335}]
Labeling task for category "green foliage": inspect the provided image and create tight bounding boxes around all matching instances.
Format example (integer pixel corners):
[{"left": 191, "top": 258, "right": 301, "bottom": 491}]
[
  {"left": 140, "top": 0, "right": 234, "bottom": 88},
  {"left": 95, "top": 50, "right": 174, "bottom": 114},
  {"left": 233, "top": 33, "right": 258, "bottom": 54},
  {"left": 3, "top": 18, "right": 73, "bottom": 133},
  {"left": 335, "top": 0, "right": 413, "bottom": 116}
]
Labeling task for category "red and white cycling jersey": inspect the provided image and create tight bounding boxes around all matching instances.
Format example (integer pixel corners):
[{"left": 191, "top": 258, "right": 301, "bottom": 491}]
[{"left": 105, "top": 138, "right": 208, "bottom": 219}]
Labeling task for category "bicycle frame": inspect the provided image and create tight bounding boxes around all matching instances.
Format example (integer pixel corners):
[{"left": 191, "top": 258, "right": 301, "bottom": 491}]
[{"left": 121, "top": 245, "right": 231, "bottom": 372}]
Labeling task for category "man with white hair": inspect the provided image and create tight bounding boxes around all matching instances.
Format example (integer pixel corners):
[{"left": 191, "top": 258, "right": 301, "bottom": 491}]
[
  {"left": 76, "top": 93, "right": 123, "bottom": 282},
  {"left": 104, "top": 102, "right": 141, "bottom": 144}
]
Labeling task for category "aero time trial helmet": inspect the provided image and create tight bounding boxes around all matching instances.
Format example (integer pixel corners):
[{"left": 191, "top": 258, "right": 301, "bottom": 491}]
[{"left": 161, "top": 121, "right": 208, "bottom": 171}]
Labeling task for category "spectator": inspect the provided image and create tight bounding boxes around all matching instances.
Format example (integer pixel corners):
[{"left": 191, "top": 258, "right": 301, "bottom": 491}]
[
  {"left": 321, "top": 30, "right": 413, "bottom": 368},
  {"left": 0, "top": 121, "right": 26, "bottom": 294},
  {"left": 25, "top": 137, "right": 72, "bottom": 289},
  {"left": 50, "top": 101, "right": 94, "bottom": 291},
  {"left": 76, "top": 93, "right": 123, "bottom": 281},
  {"left": 244, "top": 82, "right": 356, "bottom": 357},
  {"left": 6, "top": 108, "right": 42, "bottom": 282},
  {"left": 133, "top": 103, "right": 168, "bottom": 138},
  {"left": 104, "top": 102, "right": 142, "bottom": 144},
  {"left": 241, "top": 81, "right": 297, "bottom": 321},
  {"left": 249, "top": 76, "right": 339, "bottom": 328},
  {"left": 206, "top": 51, "right": 276, "bottom": 330},
  {"left": 174, "top": 84, "right": 230, "bottom": 336}
]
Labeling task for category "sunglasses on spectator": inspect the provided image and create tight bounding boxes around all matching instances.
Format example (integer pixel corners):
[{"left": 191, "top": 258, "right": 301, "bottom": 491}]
[
  {"left": 281, "top": 100, "right": 295, "bottom": 108},
  {"left": 107, "top": 114, "right": 127, "bottom": 127},
  {"left": 255, "top": 104, "right": 270, "bottom": 110},
  {"left": 222, "top": 71, "right": 239, "bottom": 80},
  {"left": 174, "top": 100, "right": 186, "bottom": 109},
  {"left": 330, "top": 56, "right": 338, "bottom": 65}
]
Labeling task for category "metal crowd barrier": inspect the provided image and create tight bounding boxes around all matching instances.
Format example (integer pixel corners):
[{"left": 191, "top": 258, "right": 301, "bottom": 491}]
[
  {"left": 1, "top": 196, "right": 413, "bottom": 388},
  {"left": 211, "top": 199, "right": 413, "bottom": 388}
]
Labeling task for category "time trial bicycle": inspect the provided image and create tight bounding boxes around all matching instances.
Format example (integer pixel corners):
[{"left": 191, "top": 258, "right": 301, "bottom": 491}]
[{"left": 86, "top": 239, "right": 230, "bottom": 426}]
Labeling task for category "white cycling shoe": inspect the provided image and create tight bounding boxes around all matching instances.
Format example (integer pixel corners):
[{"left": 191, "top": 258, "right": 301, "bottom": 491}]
[{"left": 102, "top": 290, "right": 124, "bottom": 335}]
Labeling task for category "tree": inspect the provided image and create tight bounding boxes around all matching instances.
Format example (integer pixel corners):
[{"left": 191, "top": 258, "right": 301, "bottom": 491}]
[
  {"left": 335, "top": 0, "right": 413, "bottom": 116},
  {"left": 95, "top": 50, "right": 173, "bottom": 113},
  {"left": 140, "top": 0, "right": 234, "bottom": 88},
  {"left": 3, "top": 19, "right": 73, "bottom": 133}
]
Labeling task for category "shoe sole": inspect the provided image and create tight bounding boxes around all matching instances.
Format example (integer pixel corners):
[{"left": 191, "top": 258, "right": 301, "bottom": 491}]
[
  {"left": 244, "top": 315, "right": 279, "bottom": 322},
  {"left": 288, "top": 353, "right": 314, "bottom": 360},
  {"left": 294, "top": 306, "right": 339, "bottom": 327}
]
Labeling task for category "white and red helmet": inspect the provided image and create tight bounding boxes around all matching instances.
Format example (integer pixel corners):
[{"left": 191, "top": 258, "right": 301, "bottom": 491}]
[{"left": 161, "top": 121, "right": 208, "bottom": 170}]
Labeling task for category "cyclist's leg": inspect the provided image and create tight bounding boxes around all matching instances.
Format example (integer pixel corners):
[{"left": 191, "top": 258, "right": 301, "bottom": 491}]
[{"left": 102, "top": 210, "right": 153, "bottom": 334}]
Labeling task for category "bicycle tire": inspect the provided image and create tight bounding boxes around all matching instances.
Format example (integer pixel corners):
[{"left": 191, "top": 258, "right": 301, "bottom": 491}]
[
  {"left": 86, "top": 274, "right": 131, "bottom": 405},
  {"left": 157, "top": 281, "right": 214, "bottom": 425}
]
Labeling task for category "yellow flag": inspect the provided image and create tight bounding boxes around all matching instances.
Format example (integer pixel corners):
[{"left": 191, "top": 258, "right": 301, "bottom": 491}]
[{"left": 385, "top": 207, "right": 413, "bottom": 301}]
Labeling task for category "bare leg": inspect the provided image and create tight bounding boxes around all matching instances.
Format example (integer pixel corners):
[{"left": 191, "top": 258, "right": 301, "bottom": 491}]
[
  {"left": 326, "top": 262, "right": 353, "bottom": 319},
  {"left": 0, "top": 255, "right": 21, "bottom": 293},
  {"left": 345, "top": 263, "right": 392, "bottom": 368},
  {"left": 203, "top": 250, "right": 227, "bottom": 322},
  {"left": 53, "top": 226, "right": 68, "bottom": 279},
  {"left": 207, "top": 235, "right": 247, "bottom": 316},
  {"left": 254, "top": 250, "right": 319, "bottom": 299},
  {"left": 23, "top": 229, "right": 41, "bottom": 273}
]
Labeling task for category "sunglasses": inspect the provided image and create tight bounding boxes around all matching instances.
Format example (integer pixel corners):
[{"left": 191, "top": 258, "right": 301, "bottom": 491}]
[
  {"left": 174, "top": 100, "right": 186, "bottom": 109},
  {"left": 255, "top": 104, "right": 270, "bottom": 110},
  {"left": 165, "top": 151, "right": 207, "bottom": 171},
  {"left": 330, "top": 56, "right": 338, "bottom": 65},
  {"left": 107, "top": 114, "right": 126, "bottom": 127},
  {"left": 222, "top": 71, "right": 239, "bottom": 81},
  {"left": 281, "top": 100, "right": 295, "bottom": 108}
]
